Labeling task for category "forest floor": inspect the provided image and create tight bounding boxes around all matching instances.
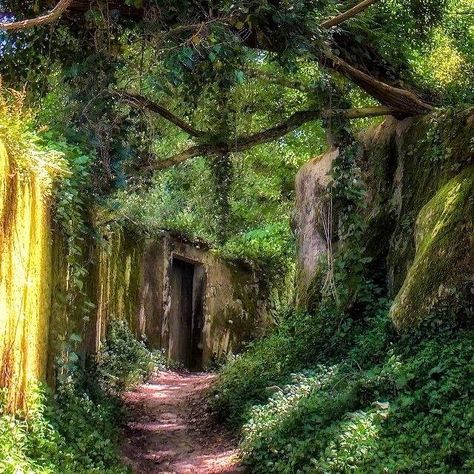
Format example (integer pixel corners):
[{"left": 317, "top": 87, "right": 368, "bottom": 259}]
[{"left": 121, "top": 371, "right": 242, "bottom": 474}]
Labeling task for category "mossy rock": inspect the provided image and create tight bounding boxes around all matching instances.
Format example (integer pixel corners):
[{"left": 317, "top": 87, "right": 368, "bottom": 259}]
[{"left": 390, "top": 165, "right": 474, "bottom": 329}]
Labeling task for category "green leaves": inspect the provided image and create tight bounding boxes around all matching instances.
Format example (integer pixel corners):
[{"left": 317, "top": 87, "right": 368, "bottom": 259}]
[
  {"left": 213, "top": 306, "right": 474, "bottom": 472},
  {"left": 95, "top": 320, "right": 166, "bottom": 395}
]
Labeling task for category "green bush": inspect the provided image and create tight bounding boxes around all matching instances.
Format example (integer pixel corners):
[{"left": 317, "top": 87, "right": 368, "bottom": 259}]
[
  {"left": 210, "top": 299, "right": 390, "bottom": 427},
  {"left": 95, "top": 319, "right": 166, "bottom": 395},
  {"left": 212, "top": 308, "right": 473, "bottom": 472},
  {"left": 0, "top": 382, "right": 127, "bottom": 474},
  {"left": 0, "top": 319, "right": 165, "bottom": 473}
]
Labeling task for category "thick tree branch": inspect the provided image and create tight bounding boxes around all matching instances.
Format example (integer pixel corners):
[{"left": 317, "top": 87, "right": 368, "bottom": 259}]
[
  {"left": 321, "top": 0, "right": 381, "bottom": 29},
  {"left": 0, "top": 0, "right": 73, "bottom": 31},
  {"left": 116, "top": 91, "right": 206, "bottom": 137},
  {"left": 322, "top": 53, "right": 433, "bottom": 114},
  {"left": 145, "top": 105, "right": 407, "bottom": 171}
]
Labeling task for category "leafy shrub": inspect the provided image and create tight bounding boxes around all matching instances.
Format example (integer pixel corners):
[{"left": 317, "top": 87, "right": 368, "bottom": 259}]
[
  {"left": 0, "top": 382, "right": 127, "bottom": 474},
  {"left": 0, "top": 319, "right": 166, "bottom": 473},
  {"left": 95, "top": 319, "right": 166, "bottom": 395},
  {"left": 213, "top": 307, "right": 473, "bottom": 472},
  {"left": 210, "top": 298, "right": 390, "bottom": 426}
]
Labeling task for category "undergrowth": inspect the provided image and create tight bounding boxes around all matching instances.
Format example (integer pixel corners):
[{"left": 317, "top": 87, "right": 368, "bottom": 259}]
[
  {"left": 212, "top": 305, "right": 473, "bottom": 472},
  {"left": 0, "top": 320, "right": 162, "bottom": 474},
  {"left": 211, "top": 141, "right": 474, "bottom": 472}
]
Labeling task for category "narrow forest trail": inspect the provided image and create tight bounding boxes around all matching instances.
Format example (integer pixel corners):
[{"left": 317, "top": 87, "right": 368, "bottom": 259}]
[{"left": 121, "top": 371, "right": 242, "bottom": 474}]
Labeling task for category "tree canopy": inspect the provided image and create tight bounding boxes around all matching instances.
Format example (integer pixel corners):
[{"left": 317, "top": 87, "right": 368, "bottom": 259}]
[{"left": 0, "top": 0, "right": 472, "bottom": 249}]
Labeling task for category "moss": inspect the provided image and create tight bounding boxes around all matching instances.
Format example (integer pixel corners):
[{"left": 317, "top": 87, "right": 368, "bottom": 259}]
[
  {"left": 0, "top": 138, "right": 53, "bottom": 412},
  {"left": 360, "top": 109, "right": 474, "bottom": 297},
  {"left": 94, "top": 226, "right": 145, "bottom": 346},
  {"left": 387, "top": 108, "right": 474, "bottom": 294},
  {"left": 390, "top": 166, "right": 474, "bottom": 329}
]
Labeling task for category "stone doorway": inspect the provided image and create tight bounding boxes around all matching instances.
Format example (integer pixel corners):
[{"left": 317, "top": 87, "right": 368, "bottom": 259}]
[{"left": 168, "top": 257, "right": 205, "bottom": 370}]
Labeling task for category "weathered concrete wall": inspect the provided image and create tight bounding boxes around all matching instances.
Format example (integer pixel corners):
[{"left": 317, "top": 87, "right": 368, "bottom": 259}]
[
  {"left": 72, "top": 229, "right": 267, "bottom": 369},
  {"left": 295, "top": 109, "right": 474, "bottom": 329},
  {"left": 161, "top": 236, "right": 265, "bottom": 366}
]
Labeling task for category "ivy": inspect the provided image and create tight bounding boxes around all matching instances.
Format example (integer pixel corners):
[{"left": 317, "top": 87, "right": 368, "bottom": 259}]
[{"left": 40, "top": 131, "right": 96, "bottom": 369}]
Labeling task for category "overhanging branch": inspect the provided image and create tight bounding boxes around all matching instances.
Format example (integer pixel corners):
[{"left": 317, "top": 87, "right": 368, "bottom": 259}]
[
  {"left": 0, "top": 0, "right": 73, "bottom": 31},
  {"left": 322, "top": 53, "right": 433, "bottom": 114},
  {"left": 321, "top": 0, "right": 382, "bottom": 29},
  {"left": 145, "top": 105, "right": 407, "bottom": 171},
  {"left": 115, "top": 91, "right": 206, "bottom": 137}
]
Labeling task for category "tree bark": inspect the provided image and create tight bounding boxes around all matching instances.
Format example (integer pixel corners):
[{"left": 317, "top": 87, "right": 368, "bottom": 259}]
[
  {"left": 0, "top": 0, "right": 73, "bottom": 31},
  {"left": 321, "top": 0, "right": 381, "bottom": 29},
  {"left": 115, "top": 91, "right": 206, "bottom": 137},
  {"left": 323, "top": 53, "right": 433, "bottom": 114},
  {"left": 144, "top": 105, "right": 408, "bottom": 171}
]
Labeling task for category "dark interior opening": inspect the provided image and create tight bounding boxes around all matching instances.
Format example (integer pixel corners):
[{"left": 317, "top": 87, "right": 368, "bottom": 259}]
[{"left": 169, "top": 257, "right": 205, "bottom": 370}]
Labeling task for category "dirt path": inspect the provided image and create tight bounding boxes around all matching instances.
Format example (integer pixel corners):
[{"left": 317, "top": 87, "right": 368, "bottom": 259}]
[{"left": 121, "top": 371, "right": 242, "bottom": 473}]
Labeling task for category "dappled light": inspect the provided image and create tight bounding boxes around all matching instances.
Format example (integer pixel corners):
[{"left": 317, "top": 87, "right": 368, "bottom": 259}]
[{"left": 121, "top": 372, "right": 240, "bottom": 473}]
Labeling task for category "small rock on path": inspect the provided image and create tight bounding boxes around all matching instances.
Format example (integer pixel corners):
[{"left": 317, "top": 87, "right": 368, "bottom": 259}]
[{"left": 121, "top": 371, "right": 242, "bottom": 474}]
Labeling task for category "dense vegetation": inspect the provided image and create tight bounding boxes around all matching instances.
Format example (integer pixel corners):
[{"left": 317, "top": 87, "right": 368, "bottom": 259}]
[
  {"left": 212, "top": 277, "right": 473, "bottom": 472},
  {"left": 211, "top": 134, "right": 473, "bottom": 471},
  {"left": 0, "top": 320, "right": 163, "bottom": 473},
  {"left": 0, "top": 0, "right": 473, "bottom": 473}
]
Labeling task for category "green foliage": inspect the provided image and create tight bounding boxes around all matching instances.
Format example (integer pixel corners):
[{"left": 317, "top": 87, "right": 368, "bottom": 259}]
[
  {"left": 213, "top": 304, "right": 473, "bottom": 472},
  {"left": 45, "top": 132, "right": 94, "bottom": 299},
  {"left": 220, "top": 222, "right": 294, "bottom": 268},
  {"left": 211, "top": 298, "right": 390, "bottom": 426},
  {"left": 0, "top": 382, "right": 126, "bottom": 474},
  {"left": 96, "top": 319, "right": 166, "bottom": 395},
  {"left": 0, "top": 319, "right": 165, "bottom": 473}
]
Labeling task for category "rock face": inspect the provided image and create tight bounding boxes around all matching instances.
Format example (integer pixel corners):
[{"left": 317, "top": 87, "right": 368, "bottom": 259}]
[
  {"left": 293, "top": 148, "right": 338, "bottom": 300},
  {"left": 389, "top": 167, "right": 473, "bottom": 327},
  {"left": 295, "top": 109, "right": 474, "bottom": 329}
]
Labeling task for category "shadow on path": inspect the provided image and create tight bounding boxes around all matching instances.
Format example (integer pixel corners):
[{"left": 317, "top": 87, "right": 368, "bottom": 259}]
[{"left": 121, "top": 371, "right": 242, "bottom": 473}]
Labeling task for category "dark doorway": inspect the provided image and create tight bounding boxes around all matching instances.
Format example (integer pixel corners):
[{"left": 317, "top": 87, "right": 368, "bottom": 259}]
[{"left": 169, "top": 257, "right": 205, "bottom": 370}]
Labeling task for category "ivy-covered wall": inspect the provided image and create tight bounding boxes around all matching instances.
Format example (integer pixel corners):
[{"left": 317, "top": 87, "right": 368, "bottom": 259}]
[{"left": 0, "top": 157, "right": 267, "bottom": 410}]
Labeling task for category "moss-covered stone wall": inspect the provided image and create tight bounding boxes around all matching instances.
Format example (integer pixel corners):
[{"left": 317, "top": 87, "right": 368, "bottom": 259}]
[
  {"left": 296, "top": 108, "right": 473, "bottom": 330},
  {"left": 161, "top": 235, "right": 267, "bottom": 365},
  {"left": 361, "top": 109, "right": 473, "bottom": 328},
  {"left": 0, "top": 165, "right": 268, "bottom": 410}
]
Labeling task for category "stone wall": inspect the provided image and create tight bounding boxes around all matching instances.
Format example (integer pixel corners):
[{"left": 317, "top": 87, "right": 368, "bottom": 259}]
[
  {"left": 1, "top": 145, "right": 267, "bottom": 409},
  {"left": 63, "top": 229, "right": 267, "bottom": 371},
  {"left": 0, "top": 139, "right": 53, "bottom": 411},
  {"left": 293, "top": 148, "right": 338, "bottom": 302}
]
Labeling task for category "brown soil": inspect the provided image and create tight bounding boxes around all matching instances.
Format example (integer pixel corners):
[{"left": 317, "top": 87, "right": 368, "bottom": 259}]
[{"left": 121, "top": 371, "right": 243, "bottom": 474}]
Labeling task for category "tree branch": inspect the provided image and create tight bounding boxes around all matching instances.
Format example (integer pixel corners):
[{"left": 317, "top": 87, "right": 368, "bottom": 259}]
[
  {"left": 0, "top": 0, "right": 73, "bottom": 31},
  {"left": 145, "top": 105, "right": 407, "bottom": 171},
  {"left": 321, "top": 0, "right": 381, "bottom": 29},
  {"left": 322, "top": 53, "right": 433, "bottom": 114},
  {"left": 115, "top": 91, "right": 207, "bottom": 137}
]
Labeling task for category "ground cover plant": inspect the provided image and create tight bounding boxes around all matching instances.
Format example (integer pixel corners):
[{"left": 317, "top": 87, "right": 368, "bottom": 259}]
[
  {"left": 0, "top": 1, "right": 472, "bottom": 473},
  {"left": 0, "top": 321, "right": 161, "bottom": 474},
  {"left": 212, "top": 308, "right": 473, "bottom": 472}
]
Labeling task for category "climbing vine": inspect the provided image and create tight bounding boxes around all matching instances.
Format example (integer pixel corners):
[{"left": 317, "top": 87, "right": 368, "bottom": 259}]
[{"left": 40, "top": 131, "right": 96, "bottom": 373}]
